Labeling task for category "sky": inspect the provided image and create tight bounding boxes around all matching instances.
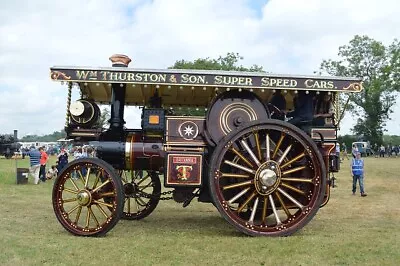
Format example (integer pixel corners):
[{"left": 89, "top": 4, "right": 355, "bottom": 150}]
[{"left": 0, "top": 0, "right": 399, "bottom": 137}]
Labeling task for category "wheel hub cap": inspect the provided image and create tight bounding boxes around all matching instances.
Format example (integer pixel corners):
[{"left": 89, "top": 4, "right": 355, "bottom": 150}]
[
  {"left": 76, "top": 190, "right": 91, "bottom": 206},
  {"left": 259, "top": 169, "right": 277, "bottom": 187},
  {"left": 254, "top": 161, "right": 281, "bottom": 195}
]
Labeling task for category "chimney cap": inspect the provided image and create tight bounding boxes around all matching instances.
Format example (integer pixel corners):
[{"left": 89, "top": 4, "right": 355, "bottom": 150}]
[{"left": 109, "top": 54, "right": 132, "bottom": 67}]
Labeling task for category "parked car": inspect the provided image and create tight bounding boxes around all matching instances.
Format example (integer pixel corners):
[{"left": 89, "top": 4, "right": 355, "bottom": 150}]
[{"left": 352, "top": 141, "right": 372, "bottom": 157}]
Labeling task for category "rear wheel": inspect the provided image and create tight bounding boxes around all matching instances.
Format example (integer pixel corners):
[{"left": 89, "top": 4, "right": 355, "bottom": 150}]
[{"left": 209, "top": 120, "right": 326, "bottom": 236}]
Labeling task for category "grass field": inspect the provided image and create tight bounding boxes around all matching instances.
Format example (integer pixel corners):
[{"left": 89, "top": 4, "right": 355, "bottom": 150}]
[{"left": 0, "top": 156, "right": 399, "bottom": 265}]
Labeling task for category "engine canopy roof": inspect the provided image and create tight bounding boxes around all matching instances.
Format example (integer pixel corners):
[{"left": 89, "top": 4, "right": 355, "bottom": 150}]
[{"left": 50, "top": 66, "right": 362, "bottom": 107}]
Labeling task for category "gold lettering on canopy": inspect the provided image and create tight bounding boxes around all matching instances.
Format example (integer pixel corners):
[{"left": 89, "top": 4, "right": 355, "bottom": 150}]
[
  {"left": 214, "top": 76, "right": 253, "bottom": 86},
  {"left": 305, "top": 79, "right": 335, "bottom": 89},
  {"left": 181, "top": 74, "right": 206, "bottom": 84},
  {"left": 261, "top": 77, "right": 297, "bottom": 88}
]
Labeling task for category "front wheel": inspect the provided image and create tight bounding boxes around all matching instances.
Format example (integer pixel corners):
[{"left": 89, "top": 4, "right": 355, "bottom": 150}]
[
  {"left": 52, "top": 158, "right": 124, "bottom": 237},
  {"left": 209, "top": 120, "right": 326, "bottom": 236}
]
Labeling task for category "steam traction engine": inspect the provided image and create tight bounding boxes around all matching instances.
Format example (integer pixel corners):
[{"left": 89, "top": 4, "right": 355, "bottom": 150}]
[{"left": 50, "top": 54, "right": 362, "bottom": 237}]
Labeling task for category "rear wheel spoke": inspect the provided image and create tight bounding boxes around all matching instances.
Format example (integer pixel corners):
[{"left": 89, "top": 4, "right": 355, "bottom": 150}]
[
  {"left": 222, "top": 180, "right": 253, "bottom": 190},
  {"left": 269, "top": 194, "right": 281, "bottom": 225},
  {"left": 240, "top": 139, "right": 261, "bottom": 167},
  {"left": 275, "top": 191, "right": 291, "bottom": 218},
  {"left": 224, "top": 160, "right": 256, "bottom": 174},
  {"left": 228, "top": 188, "right": 251, "bottom": 204},
  {"left": 248, "top": 197, "right": 259, "bottom": 225},
  {"left": 277, "top": 188, "right": 304, "bottom": 209}
]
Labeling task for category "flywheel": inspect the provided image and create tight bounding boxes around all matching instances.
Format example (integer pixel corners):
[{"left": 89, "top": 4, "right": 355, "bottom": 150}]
[{"left": 205, "top": 90, "right": 269, "bottom": 146}]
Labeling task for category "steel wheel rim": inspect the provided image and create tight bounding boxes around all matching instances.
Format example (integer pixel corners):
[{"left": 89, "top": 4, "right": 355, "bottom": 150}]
[
  {"left": 120, "top": 170, "right": 161, "bottom": 220},
  {"left": 53, "top": 158, "right": 122, "bottom": 236},
  {"left": 210, "top": 120, "right": 326, "bottom": 236}
]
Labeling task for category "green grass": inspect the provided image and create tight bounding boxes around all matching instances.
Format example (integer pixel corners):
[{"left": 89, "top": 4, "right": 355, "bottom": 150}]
[{"left": 0, "top": 156, "right": 399, "bottom": 265}]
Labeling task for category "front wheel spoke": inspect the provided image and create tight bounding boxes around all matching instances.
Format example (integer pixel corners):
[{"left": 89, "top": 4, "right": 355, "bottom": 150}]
[
  {"left": 74, "top": 206, "right": 82, "bottom": 224},
  {"left": 67, "top": 204, "right": 80, "bottom": 215},
  {"left": 98, "top": 191, "right": 115, "bottom": 198},
  {"left": 254, "top": 132, "right": 262, "bottom": 161},
  {"left": 78, "top": 170, "right": 86, "bottom": 186},
  {"left": 63, "top": 198, "right": 77, "bottom": 203},
  {"left": 272, "top": 134, "right": 285, "bottom": 159},
  {"left": 92, "top": 171, "right": 101, "bottom": 190},
  {"left": 221, "top": 173, "right": 251, "bottom": 178},
  {"left": 275, "top": 191, "right": 291, "bottom": 218},
  {"left": 240, "top": 140, "right": 261, "bottom": 167},
  {"left": 84, "top": 167, "right": 91, "bottom": 188},
  {"left": 95, "top": 203, "right": 109, "bottom": 219},
  {"left": 92, "top": 179, "right": 111, "bottom": 193},
  {"left": 230, "top": 147, "right": 254, "bottom": 168},
  {"left": 85, "top": 207, "right": 91, "bottom": 228},
  {"left": 64, "top": 187, "right": 79, "bottom": 194},
  {"left": 93, "top": 199, "right": 113, "bottom": 208},
  {"left": 282, "top": 166, "right": 306, "bottom": 176},
  {"left": 248, "top": 197, "right": 259, "bottom": 224},
  {"left": 269, "top": 194, "right": 282, "bottom": 225},
  {"left": 280, "top": 182, "right": 306, "bottom": 195},
  {"left": 224, "top": 160, "right": 256, "bottom": 175},
  {"left": 262, "top": 196, "right": 268, "bottom": 225},
  {"left": 228, "top": 187, "right": 250, "bottom": 204},
  {"left": 222, "top": 180, "right": 253, "bottom": 190},
  {"left": 280, "top": 153, "right": 306, "bottom": 169},
  {"left": 69, "top": 178, "right": 79, "bottom": 191},
  {"left": 88, "top": 206, "right": 100, "bottom": 227},
  {"left": 237, "top": 191, "right": 257, "bottom": 213},
  {"left": 281, "top": 177, "right": 313, "bottom": 184},
  {"left": 277, "top": 188, "right": 304, "bottom": 209},
  {"left": 277, "top": 145, "right": 292, "bottom": 165}
]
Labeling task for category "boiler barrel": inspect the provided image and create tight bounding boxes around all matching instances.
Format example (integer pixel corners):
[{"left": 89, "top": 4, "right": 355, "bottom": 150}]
[{"left": 95, "top": 132, "right": 164, "bottom": 171}]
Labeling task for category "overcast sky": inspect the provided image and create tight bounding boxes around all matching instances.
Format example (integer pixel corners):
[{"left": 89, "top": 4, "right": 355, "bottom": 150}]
[{"left": 1, "top": 0, "right": 399, "bottom": 137}]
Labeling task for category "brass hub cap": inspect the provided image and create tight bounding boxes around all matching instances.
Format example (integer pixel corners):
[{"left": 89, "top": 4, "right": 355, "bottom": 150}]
[
  {"left": 254, "top": 161, "right": 281, "bottom": 195},
  {"left": 76, "top": 190, "right": 92, "bottom": 206}
]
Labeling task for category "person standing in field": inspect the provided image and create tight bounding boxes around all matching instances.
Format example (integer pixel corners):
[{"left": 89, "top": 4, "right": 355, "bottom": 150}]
[
  {"left": 56, "top": 148, "right": 68, "bottom": 173},
  {"left": 342, "top": 143, "right": 349, "bottom": 160},
  {"left": 39, "top": 147, "right": 49, "bottom": 182},
  {"left": 28, "top": 146, "right": 41, "bottom": 184},
  {"left": 351, "top": 151, "right": 367, "bottom": 197},
  {"left": 379, "top": 145, "right": 385, "bottom": 157}
]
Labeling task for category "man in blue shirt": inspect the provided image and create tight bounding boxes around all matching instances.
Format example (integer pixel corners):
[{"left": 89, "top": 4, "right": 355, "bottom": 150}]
[
  {"left": 28, "top": 146, "right": 41, "bottom": 184},
  {"left": 351, "top": 151, "right": 367, "bottom": 197}
]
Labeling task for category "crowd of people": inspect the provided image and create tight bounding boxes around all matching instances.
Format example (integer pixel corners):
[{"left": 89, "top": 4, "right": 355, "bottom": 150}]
[
  {"left": 375, "top": 144, "right": 400, "bottom": 158},
  {"left": 27, "top": 145, "right": 94, "bottom": 184}
]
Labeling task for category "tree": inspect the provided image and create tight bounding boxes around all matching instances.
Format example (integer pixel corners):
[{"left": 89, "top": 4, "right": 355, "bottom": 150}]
[
  {"left": 20, "top": 130, "right": 66, "bottom": 142},
  {"left": 95, "top": 107, "right": 111, "bottom": 129},
  {"left": 170, "top": 52, "right": 264, "bottom": 72},
  {"left": 170, "top": 53, "right": 264, "bottom": 115},
  {"left": 319, "top": 35, "right": 400, "bottom": 145}
]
